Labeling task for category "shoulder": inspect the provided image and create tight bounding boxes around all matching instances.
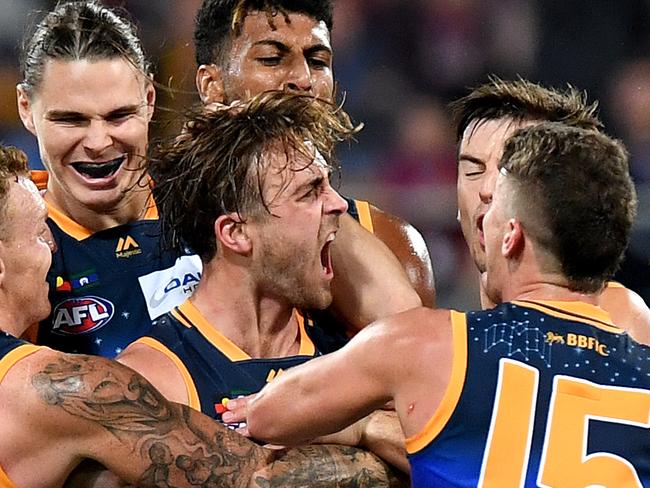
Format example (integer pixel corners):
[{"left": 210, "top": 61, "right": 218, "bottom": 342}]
[
  {"left": 1, "top": 348, "right": 132, "bottom": 428},
  {"left": 118, "top": 338, "right": 188, "bottom": 404},
  {"left": 366, "top": 203, "right": 436, "bottom": 307},
  {"left": 601, "top": 282, "right": 650, "bottom": 345},
  {"left": 355, "top": 308, "right": 453, "bottom": 366}
]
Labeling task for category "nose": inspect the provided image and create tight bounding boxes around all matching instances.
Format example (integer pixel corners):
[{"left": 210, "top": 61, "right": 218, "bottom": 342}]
[
  {"left": 479, "top": 167, "right": 497, "bottom": 204},
  {"left": 82, "top": 119, "right": 113, "bottom": 155},
  {"left": 284, "top": 58, "right": 313, "bottom": 94},
  {"left": 324, "top": 186, "right": 348, "bottom": 216}
]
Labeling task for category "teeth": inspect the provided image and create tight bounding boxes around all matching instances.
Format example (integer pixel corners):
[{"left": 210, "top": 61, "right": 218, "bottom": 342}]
[{"left": 326, "top": 234, "right": 336, "bottom": 243}]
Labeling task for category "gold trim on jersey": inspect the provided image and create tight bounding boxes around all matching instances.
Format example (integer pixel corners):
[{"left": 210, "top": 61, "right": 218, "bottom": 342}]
[
  {"left": 0, "top": 344, "right": 42, "bottom": 382},
  {"left": 296, "top": 311, "right": 315, "bottom": 356},
  {"left": 32, "top": 170, "right": 159, "bottom": 241},
  {"left": 406, "top": 310, "right": 468, "bottom": 454},
  {"left": 46, "top": 201, "right": 95, "bottom": 241},
  {"left": 354, "top": 199, "right": 375, "bottom": 234},
  {"left": 0, "top": 343, "right": 42, "bottom": 488},
  {"left": 606, "top": 281, "right": 624, "bottom": 289},
  {"left": 512, "top": 300, "right": 623, "bottom": 334},
  {"left": 172, "top": 300, "right": 316, "bottom": 362},
  {"left": 0, "top": 466, "right": 18, "bottom": 488},
  {"left": 131, "top": 336, "right": 201, "bottom": 412},
  {"left": 30, "top": 170, "right": 48, "bottom": 191}
]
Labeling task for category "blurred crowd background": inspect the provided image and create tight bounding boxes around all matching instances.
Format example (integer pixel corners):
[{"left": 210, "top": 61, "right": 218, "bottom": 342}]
[{"left": 1, "top": 0, "right": 649, "bottom": 309}]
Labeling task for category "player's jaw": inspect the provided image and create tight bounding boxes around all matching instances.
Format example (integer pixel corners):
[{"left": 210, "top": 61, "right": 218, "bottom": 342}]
[{"left": 470, "top": 205, "right": 488, "bottom": 273}]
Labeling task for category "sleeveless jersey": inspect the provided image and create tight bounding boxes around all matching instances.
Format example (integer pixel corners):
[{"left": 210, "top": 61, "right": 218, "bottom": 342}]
[
  {"left": 132, "top": 300, "right": 326, "bottom": 428},
  {"left": 34, "top": 168, "right": 372, "bottom": 360},
  {"left": 406, "top": 300, "right": 650, "bottom": 487},
  {"left": 0, "top": 332, "right": 42, "bottom": 488},
  {"left": 34, "top": 172, "right": 202, "bottom": 358}
]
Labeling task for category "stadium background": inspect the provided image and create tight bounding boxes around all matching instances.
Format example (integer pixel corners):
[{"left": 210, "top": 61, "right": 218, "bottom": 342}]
[{"left": 0, "top": 0, "right": 648, "bottom": 310}]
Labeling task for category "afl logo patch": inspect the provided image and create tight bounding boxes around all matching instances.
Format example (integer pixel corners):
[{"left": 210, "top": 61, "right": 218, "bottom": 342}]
[{"left": 52, "top": 296, "right": 115, "bottom": 334}]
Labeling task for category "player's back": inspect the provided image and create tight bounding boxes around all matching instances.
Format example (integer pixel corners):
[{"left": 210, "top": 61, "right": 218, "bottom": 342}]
[{"left": 407, "top": 300, "right": 650, "bottom": 487}]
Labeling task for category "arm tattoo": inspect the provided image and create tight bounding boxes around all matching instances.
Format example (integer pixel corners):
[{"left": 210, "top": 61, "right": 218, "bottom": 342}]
[
  {"left": 253, "top": 445, "right": 409, "bottom": 488},
  {"left": 32, "top": 355, "right": 267, "bottom": 487},
  {"left": 32, "top": 356, "right": 408, "bottom": 487}
]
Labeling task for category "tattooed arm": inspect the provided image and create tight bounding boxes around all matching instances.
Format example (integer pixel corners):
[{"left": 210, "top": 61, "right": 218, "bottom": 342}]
[
  {"left": 253, "top": 444, "right": 409, "bottom": 488},
  {"left": 0, "top": 349, "right": 270, "bottom": 487}
]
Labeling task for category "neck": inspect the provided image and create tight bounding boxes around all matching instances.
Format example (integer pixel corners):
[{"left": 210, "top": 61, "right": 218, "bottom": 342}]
[
  {"left": 0, "top": 301, "right": 33, "bottom": 339},
  {"left": 501, "top": 272, "right": 601, "bottom": 306},
  {"left": 190, "top": 258, "right": 299, "bottom": 358},
  {"left": 45, "top": 183, "right": 151, "bottom": 232}
]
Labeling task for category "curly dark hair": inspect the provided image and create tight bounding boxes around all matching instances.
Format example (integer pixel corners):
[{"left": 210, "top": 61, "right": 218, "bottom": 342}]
[
  {"left": 194, "top": 0, "right": 333, "bottom": 66},
  {"left": 499, "top": 122, "right": 636, "bottom": 292},
  {"left": 450, "top": 76, "right": 603, "bottom": 142},
  {"left": 151, "top": 91, "right": 360, "bottom": 261}
]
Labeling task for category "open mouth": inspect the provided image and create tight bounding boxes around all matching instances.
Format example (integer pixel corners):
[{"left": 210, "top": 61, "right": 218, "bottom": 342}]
[
  {"left": 476, "top": 214, "right": 485, "bottom": 247},
  {"left": 71, "top": 156, "right": 125, "bottom": 179},
  {"left": 320, "top": 235, "right": 335, "bottom": 277}
]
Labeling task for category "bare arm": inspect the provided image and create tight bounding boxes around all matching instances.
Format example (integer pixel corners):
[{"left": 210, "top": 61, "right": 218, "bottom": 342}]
[
  {"left": 244, "top": 318, "right": 401, "bottom": 445},
  {"left": 4, "top": 350, "right": 270, "bottom": 487},
  {"left": 241, "top": 308, "right": 452, "bottom": 447},
  {"left": 117, "top": 341, "right": 189, "bottom": 405},
  {"left": 328, "top": 213, "right": 423, "bottom": 333},
  {"left": 64, "top": 444, "right": 408, "bottom": 488},
  {"left": 252, "top": 444, "right": 409, "bottom": 487},
  {"left": 600, "top": 282, "right": 650, "bottom": 345},
  {"left": 312, "top": 409, "right": 409, "bottom": 473},
  {"left": 368, "top": 205, "right": 436, "bottom": 309}
]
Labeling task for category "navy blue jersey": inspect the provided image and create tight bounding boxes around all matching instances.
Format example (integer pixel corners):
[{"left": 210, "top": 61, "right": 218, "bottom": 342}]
[
  {"left": 0, "top": 332, "right": 42, "bottom": 487},
  {"left": 38, "top": 197, "right": 201, "bottom": 358},
  {"left": 134, "top": 300, "right": 323, "bottom": 428},
  {"left": 33, "top": 165, "right": 370, "bottom": 360},
  {"left": 407, "top": 300, "right": 650, "bottom": 487}
]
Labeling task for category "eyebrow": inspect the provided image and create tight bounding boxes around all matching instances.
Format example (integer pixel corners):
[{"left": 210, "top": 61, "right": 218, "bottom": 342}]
[
  {"left": 293, "top": 174, "right": 325, "bottom": 196},
  {"left": 253, "top": 40, "right": 332, "bottom": 57},
  {"left": 458, "top": 154, "right": 486, "bottom": 165},
  {"left": 253, "top": 40, "right": 292, "bottom": 53},
  {"left": 304, "top": 44, "right": 332, "bottom": 57},
  {"left": 46, "top": 104, "right": 141, "bottom": 120}
]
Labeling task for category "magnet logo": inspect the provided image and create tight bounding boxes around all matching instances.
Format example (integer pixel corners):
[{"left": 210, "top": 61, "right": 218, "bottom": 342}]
[{"left": 52, "top": 296, "right": 114, "bottom": 334}]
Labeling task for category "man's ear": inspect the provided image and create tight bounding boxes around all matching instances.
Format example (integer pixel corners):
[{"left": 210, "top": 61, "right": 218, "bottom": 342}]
[
  {"left": 0, "top": 245, "right": 7, "bottom": 289},
  {"left": 215, "top": 213, "right": 251, "bottom": 255},
  {"left": 196, "top": 64, "right": 226, "bottom": 104},
  {"left": 16, "top": 84, "right": 36, "bottom": 135},
  {"left": 144, "top": 78, "right": 156, "bottom": 122},
  {"left": 502, "top": 218, "right": 524, "bottom": 259}
]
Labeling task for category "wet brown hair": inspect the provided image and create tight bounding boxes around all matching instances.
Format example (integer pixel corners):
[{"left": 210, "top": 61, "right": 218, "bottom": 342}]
[
  {"left": 151, "top": 90, "right": 360, "bottom": 261},
  {"left": 450, "top": 76, "right": 603, "bottom": 143},
  {"left": 500, "top": 122, "right": 636, "bottom": 292},
  {"left": 20, "top": 1, "right": 151, "bottom": 98}
]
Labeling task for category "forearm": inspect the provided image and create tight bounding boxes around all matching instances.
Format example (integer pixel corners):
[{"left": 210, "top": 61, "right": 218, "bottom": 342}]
[
  {"left": 31, "top": 354, "right": 271, "bottom": 487},
  {"left": 360, "top": 409, "right": 409, "bottom": 473},
  {"left": 330, "top": 214, "right": 421, "bottom": 332},
  {"left": 311, "top": 409, "right": 409, "bottom": 474},
  {"left": 251, "top": 444, "right": 409, "bottom": 488}
]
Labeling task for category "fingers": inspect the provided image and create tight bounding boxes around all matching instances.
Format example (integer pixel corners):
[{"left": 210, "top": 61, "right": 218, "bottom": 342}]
[{"left": 222, "top": 393, "right": 255, "bottom": 424}]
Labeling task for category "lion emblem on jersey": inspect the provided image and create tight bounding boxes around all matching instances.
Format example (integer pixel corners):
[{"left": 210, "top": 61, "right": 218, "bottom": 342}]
[{"left": 545, "top": 331, "right": 565, "bottom": 344}]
